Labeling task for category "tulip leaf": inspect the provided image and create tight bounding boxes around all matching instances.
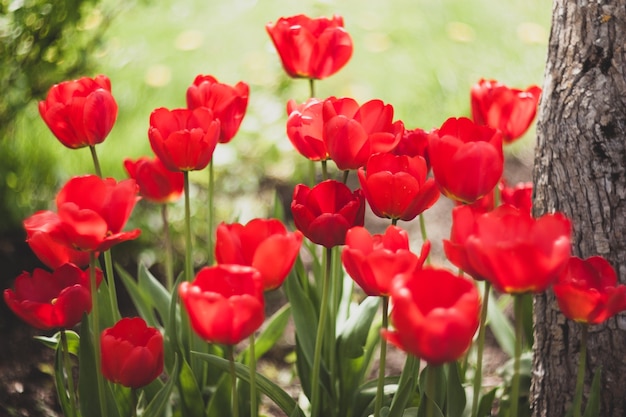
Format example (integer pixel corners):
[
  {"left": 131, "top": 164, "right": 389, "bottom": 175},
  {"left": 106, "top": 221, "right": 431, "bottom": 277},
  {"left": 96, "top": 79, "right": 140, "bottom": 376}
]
[
  {"left": 193, "top": 351, "right": 306, "bottom": 417},
  {"left": 142, "top": 355, "right": 179, "bottom": 417},
  {"left": 353, "top": 376, "right": 401, "bottom": 417},
  {"left": 177, "top": 356, "right": 205, "bottom": 416},
  {"left": 337, "top": 296, "right": 380, "bottom": 358},
  {"left": 115, "top": 264, "right": 160, "bottom": 329},
  {"left": 35, "top": 330, "right": 80, "bottom": 356},
  {"left": 53, "top": 340, "right": 75, "bottom": 417},
  {"left": 240, "top": 303, "right": 291, "bottom": 363},
  {"left": 476, "top": 388, "right": 497, "bottom": 417},
  {"left": 389, "top": 355, "right": 420, "bottom": 417},
  {"left": 205, "top": 371, "right": 232, "bottom": 417},
  {"left": 283, "top": 267, "right": 318, "bottom": 368},
  {"left": 487, "top": 291, "right": 515, "bottom": 357},
  {"left": 138, "top": 263, "right": 172, "bottom": 327},
  {"left": 78, "top": 314, "right": 101, "bottom": 417},
  {"left": 583, "top": 367, "right": 602, "bottom": 417},
  {"left": 445, "top": 361, "right": 466, "bottom": 417}
]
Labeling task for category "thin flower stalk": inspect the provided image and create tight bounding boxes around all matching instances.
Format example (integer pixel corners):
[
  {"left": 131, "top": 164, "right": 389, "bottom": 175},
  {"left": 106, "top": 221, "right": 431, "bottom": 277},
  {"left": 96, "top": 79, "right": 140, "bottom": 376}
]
[
  {"left": 471, "top": 282, "right": 491, "bottom": 417},
  {"left": 510, "top": 295, "right": 524, "bottom": 417},
  {"left": 60, "top": 329, "right": 78, "bottom": 417},
  {"left": 572, "top": 324, "right": 588, "bottom": 417},
  {"left": 374, "top": 296, "right": 389, "bottom": 417},
  {"left": 89, "top": 253, "right": 108, "bottom": 417}
]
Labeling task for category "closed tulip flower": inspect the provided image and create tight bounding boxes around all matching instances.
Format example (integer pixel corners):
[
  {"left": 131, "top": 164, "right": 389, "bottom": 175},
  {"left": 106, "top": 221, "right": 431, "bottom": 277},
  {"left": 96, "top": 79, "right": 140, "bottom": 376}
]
[
  {"left": 384, "top": 267, "right": 481, "bottom": 365},
  {"left": 428, "top": 117, "right": 503, "bottom": 203},
  {"left": 471, "top": 78, "right": 542, "bottom": 143},
  {"left": 4, "top": 264, "right": 101, "bottom": 330},
  {"left": 148, "top": 107, "right": 220, "bottom": 172},
  {"left": 291, "top": 180, "right": 365, "bottom": 248},
  {"left": 48, "top": 175, "right": 141, "bottom": 253},
  {"left": 38, "top": 75, "right": 118, "bottom": 149},
  {"left": 124, "top": 156, "right": 184, "bottom": 204},
  {"left": 443, "top": 205, "right": 487, "bottom": 281},
  {"left": 342, "top": 226, "right": 429, "bottom": 296},
  {"left": 286, "top": 98, "right": 328, "bottom": 161},
  {"left": 358, "top": 152, "right": 439, "bottom": 221},
  {"left": 101, "top": 317, "right": 164, "bottom": 389},
  {"left": 465, "top": 204, "right": 571, "bottom": 294},
  {"left": 266, "top": 14, "right": 353, "bottom": 79},
  {"left": 186, "top": 75, "right": 249, "bottom": 143},
  {"left": 215, "top": 218, "right": 303, "bottom": 291},
  {"left": 553, "top": 256, "right": 626, "bottom": 324},
  {"left": 179, "top": 265, "right": 265, "bottom": 345},
  {"left": 323, "top": 97, "right": 404, "bottom": 170}
]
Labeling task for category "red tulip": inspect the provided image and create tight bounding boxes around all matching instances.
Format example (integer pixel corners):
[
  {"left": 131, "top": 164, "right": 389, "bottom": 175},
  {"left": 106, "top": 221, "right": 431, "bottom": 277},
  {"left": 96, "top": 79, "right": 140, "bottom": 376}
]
[
  {"left": 215, "top": 218, "right": 303, "bottom": 291},
  {"left": 49, "top": 175, "right": 141, "bottom": 252},
  {"left": 471, "top": 78, "right": 541, "bottom": 143},
  {"left": 266, "top": 14, "right": 353, "bottom": 79},
  {"left": 392, "top": 127, "right": 431, "bottom": 169},
  {"left": 124, "top": 156, "right": 184, "bottom": 204},
  {"left": 323, "top": 97, "right": 404, "bottom": 170},
  {"left": 286, "top": 98, "right": 328, "bottom": 161},
  {"left": 465, "top": 204, "right": 571, "bottom": 294},
  {"left": 342, "top": 226, "right": 429, "bottom": 296},
  {"left": 384, "top": 267, "right": 480, "bottom": 365},
  {"left": 443, "top": 205, "right": 487, "bottom": 281},
  {"left": 357, "top": 153, "right": 439, "bottom": 221},
  {"left": 500, "top": 181, "right": 533, "bottom": 214},
  {"left": 553, "top": 256, "right": 626, "bottom": 324},
  {"left": 186, "top": 75, "right": 249, "bottom": 143},
  {"left": 291, "top": 180, "right": 365, "bottom": 248},
  {"left": 428, "top": 117, "right": 503, "bottom": 203},
  {"left": 38, "top": 75, "right": 118, "bottom": 149},
  {"left": 148, "top": 107, "right": 220, "bottom": 172},
  {"left": 101, "top": 317, "right": 164, "bottom": 389},
  {"left": 23, "top": 211, "right": 91, "bottom": 269},
  {"left": 179, "top": 265, "right": 265, "bottom": 345},
  {"left": 3, "top": 264, "right": 101, "bottom": 330}
]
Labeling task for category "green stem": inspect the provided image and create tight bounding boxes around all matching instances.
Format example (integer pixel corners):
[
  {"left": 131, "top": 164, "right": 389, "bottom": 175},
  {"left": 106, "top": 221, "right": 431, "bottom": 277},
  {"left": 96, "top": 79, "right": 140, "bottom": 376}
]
[
  {"left": 183, "top": 171, "right": 193, "bottom": 281},
  {"left": 103, "top": 250, "right": 120, "bottom": 321},
  {"left": 374, "top": 296, "right": 389, "bottom": 417},
  {"left": 130, "top": 389, "right": 138, "bottom": 417},
  {"left": 208, "top": 159, "right": 215, "bottom": 265},
  {"left": 60, "top": 329, "right": 78, "bottom": 417},
  {"left": 89, "top": 145, "right": 103, "bottom": 177},
  {"left": 311, "top": 247, "right": 333, "bottom": 417},
  {"left": 471, "top": 282, "right": 491, "bottom": 417},
  {"left": 90, "top": 253, "right": 108, "bottom": 417},
  {"left": 572, "top": 324, "right": 588, "bottom": 417},
  {"left": 342, "top": 170, "right": 349, "bottom": 185},
  {"left": 321, "top": 160, "right": 328, "bottom": 181},
  {"left": 510, "top": 295, "right": 524, "bottom": 417},
  {"left": 249, "top": 334, "right": 258, "bottom": 417},
  {"left": 418, "top": 213, "right": 430, "bottom": 265},
  {"left": 425, "top": 365, "right": 438, "bottom": 417},
  {"left": 228, "top": 345, "right": 239, "bottom": 417},
  {"left": 162, "top": 204, "right": 174, "bottom": 291},
  {"left": 309, "top": 78, "right": 316, "bottom": 98}
]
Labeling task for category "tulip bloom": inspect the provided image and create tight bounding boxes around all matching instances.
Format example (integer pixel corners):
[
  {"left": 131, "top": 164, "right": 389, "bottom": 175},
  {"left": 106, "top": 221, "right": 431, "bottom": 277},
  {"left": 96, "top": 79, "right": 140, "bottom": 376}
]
[
  {"left": 101, "top": 317, "right": 164, "bottom": 389},
  {"left": 392, "top": 127, "right": 431, "bottom": 169},
  {"left": 286, "top": 98, "right": 328, "bottom": 161},
  {"left": 384, "top": 267, "right": 480, "bottom": 365},
  {"left": 342, "top": 226, "right": 429, "bottom": 296},
  {"left": 428, "top": 117, "right": 503, "bottom": 203},
  {"left": 358, "top": 153, "right": 439, "bottom": 221},
  {"left": 323, "top": 97, "right": 404, "bottom": 171},
  {"left": 443, "top": 205, "right": 487, "bottom": 281},
  {"left": 465, "top": 204, "right": 571, "bottom": 294},
  {"left": 553, "top": 256, "right": 626, "bottom": 324},
  {"left": 291, "top": 180, "right": 365, "bottom": 248},
  {"left": 500, "top": 181, "right": 533, "bottom": 214},
  {"left": 186, "top": 75, "right": 249, "bottom": 143},
  {"left": 215, "top": 218, "right": 303, "bottom": 291},
  {"left": 38, "top": 75, "right": 118, "bottom": 149},
  {"left": 124, "top": 156, "right": 184, "bottom": 204},
  {"left": 148, "top": 107, "right": 220, "bottom": 172},
  {"left": 48, "top": 175, "right": 141, "bottom": 252},
  {"left": 179, "top": 265, "right": 265, "bottom": 345},
  {"left": 471, "top": 78, "right": 542, "bottom": 143},
  {"left": 266, "top": 14, "right": 353, "bottom": 79},
  {"left": 23, "top": 211, "right": 91, "bottom": 269},
  {"left": 4, "top": 264, "right": 101, "bottom": 330}
]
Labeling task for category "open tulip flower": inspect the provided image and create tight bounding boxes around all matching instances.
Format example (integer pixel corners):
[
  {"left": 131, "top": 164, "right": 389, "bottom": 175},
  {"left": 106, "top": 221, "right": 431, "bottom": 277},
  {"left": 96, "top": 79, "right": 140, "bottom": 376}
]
[
  {"left": 148, "top": 107, "right": 221, "bottom": 172},
  {"left": 101, "top": 317, "right": 164, "bottom": 389},
  {"left": 342, "top": 225, "right": 429, "bottom": 296},
  {"left": 384, "top": 267, "right": 481, "bottom": 365},
  {"left": 323, "top": 97, "right": 404, "bottom": 170},
  {"left": 428, "top": 117, "right": 504, "bottom": 203},
  {"left": 47, "top": 175, "right": 141, "bottom": 253},
  {"left": 392, "top": 127, "right": 431, "bottom": 169},
  {"left": 465, "top": 204, "right": 572, "bottom": 294},
  {"left": 4, "top": 263, "right": 101, "bottom": 331},
  {"left": 286, "top": 98, "right": 328, "bottom": 161},
  {"left": 23, "top": 211, "right": 91, "bottom": 269},
  {"left": 553, "top": 256, "right": 626, "bottom": 324},
  {"left": 124, "top": 156, "right": 184, "bottom": 204},
  {"left": 358, "top": 152, "right": 440, "bottom": 221},
  {"left": 186, "top": 74, "right": 249, "bottom": 143},
  {"left": 38, "top": 75, "right": 118, "bottom": 149},
  {"left": 471, "top": 78, "right": 542, "bottom": 143},
  {"left": 266, "top": 14, "right": 353, "bottom": 80},
  {"left": 291, "top": 179, "right": 365, "bottom": 248},
  {"left": 179, "top": 265, "right": 265, "bottom": 345},
  {"left": 215, "top": 218, "right": 303, "bottom": 291}
]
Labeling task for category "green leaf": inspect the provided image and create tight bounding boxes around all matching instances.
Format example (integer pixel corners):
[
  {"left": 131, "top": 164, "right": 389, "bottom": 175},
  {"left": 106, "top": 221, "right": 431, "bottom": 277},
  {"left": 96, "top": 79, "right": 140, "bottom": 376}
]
[
  {"left": 476, "top": 388, "right": 497, "bottom": 417},
  {"left": 78, "top": 314, "right": 101, "bottom": 417},
  {"left": 583, "top": 367, "right": 602, "bottom": 417},
  {"left": 53, "top": 341, "right": 75, "bottom": 417},
  {"left": 116, "top": 264, "right": 160, "bottom": 328},
  {"left": 35, "top": 330, "right": 80, "bottom": 356},
  {"left": 177, "top": 356, "right": 205, "bottom": 416},
  {"left": 283, "top": 268, "right": 318, "bottom": 368},
  {"left": 388, "top": 355, "right": 420, "bottom": 417},
  {"left": 337, "top": 297, "right": 380, "bottom": 358},
  {"left": 194, "top": 351, "right": 306, "bottom": 417},
  {"left": 487, "top": 292, "right": 515, "bottom": 357},
  {"left": 240, "top": 303, "right": 291, "bottom": 363},
  {"left": 446, "top": 362, "right": 466, "bottom": 417},
  {"left": 205, "top": 371, "right": 232, "bottom": 417},
  {"left": 138, "top": 263, "right": 172, "bottom": 327},
  {"left": 142, "top": 355, "right": 179, "bottom": 417}
]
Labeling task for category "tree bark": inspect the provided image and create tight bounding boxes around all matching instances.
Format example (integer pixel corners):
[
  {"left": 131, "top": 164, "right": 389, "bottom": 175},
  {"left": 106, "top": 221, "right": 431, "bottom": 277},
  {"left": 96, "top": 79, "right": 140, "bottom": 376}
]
[{"left": 532, "top": 1, "right": 626, "bottom": 416}]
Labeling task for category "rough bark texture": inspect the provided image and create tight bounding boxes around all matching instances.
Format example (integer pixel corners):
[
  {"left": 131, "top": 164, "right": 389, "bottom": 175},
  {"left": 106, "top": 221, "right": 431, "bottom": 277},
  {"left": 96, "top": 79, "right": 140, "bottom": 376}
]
[{"left": 531, "top": 1, "right": 626, "bottom": 416}]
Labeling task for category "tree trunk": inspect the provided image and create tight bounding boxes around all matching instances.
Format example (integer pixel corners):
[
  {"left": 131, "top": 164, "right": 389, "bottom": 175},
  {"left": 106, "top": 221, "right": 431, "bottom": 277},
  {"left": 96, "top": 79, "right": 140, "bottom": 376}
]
[{"left": 531, "top": 1, "right": 626, "bottom": 416}]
